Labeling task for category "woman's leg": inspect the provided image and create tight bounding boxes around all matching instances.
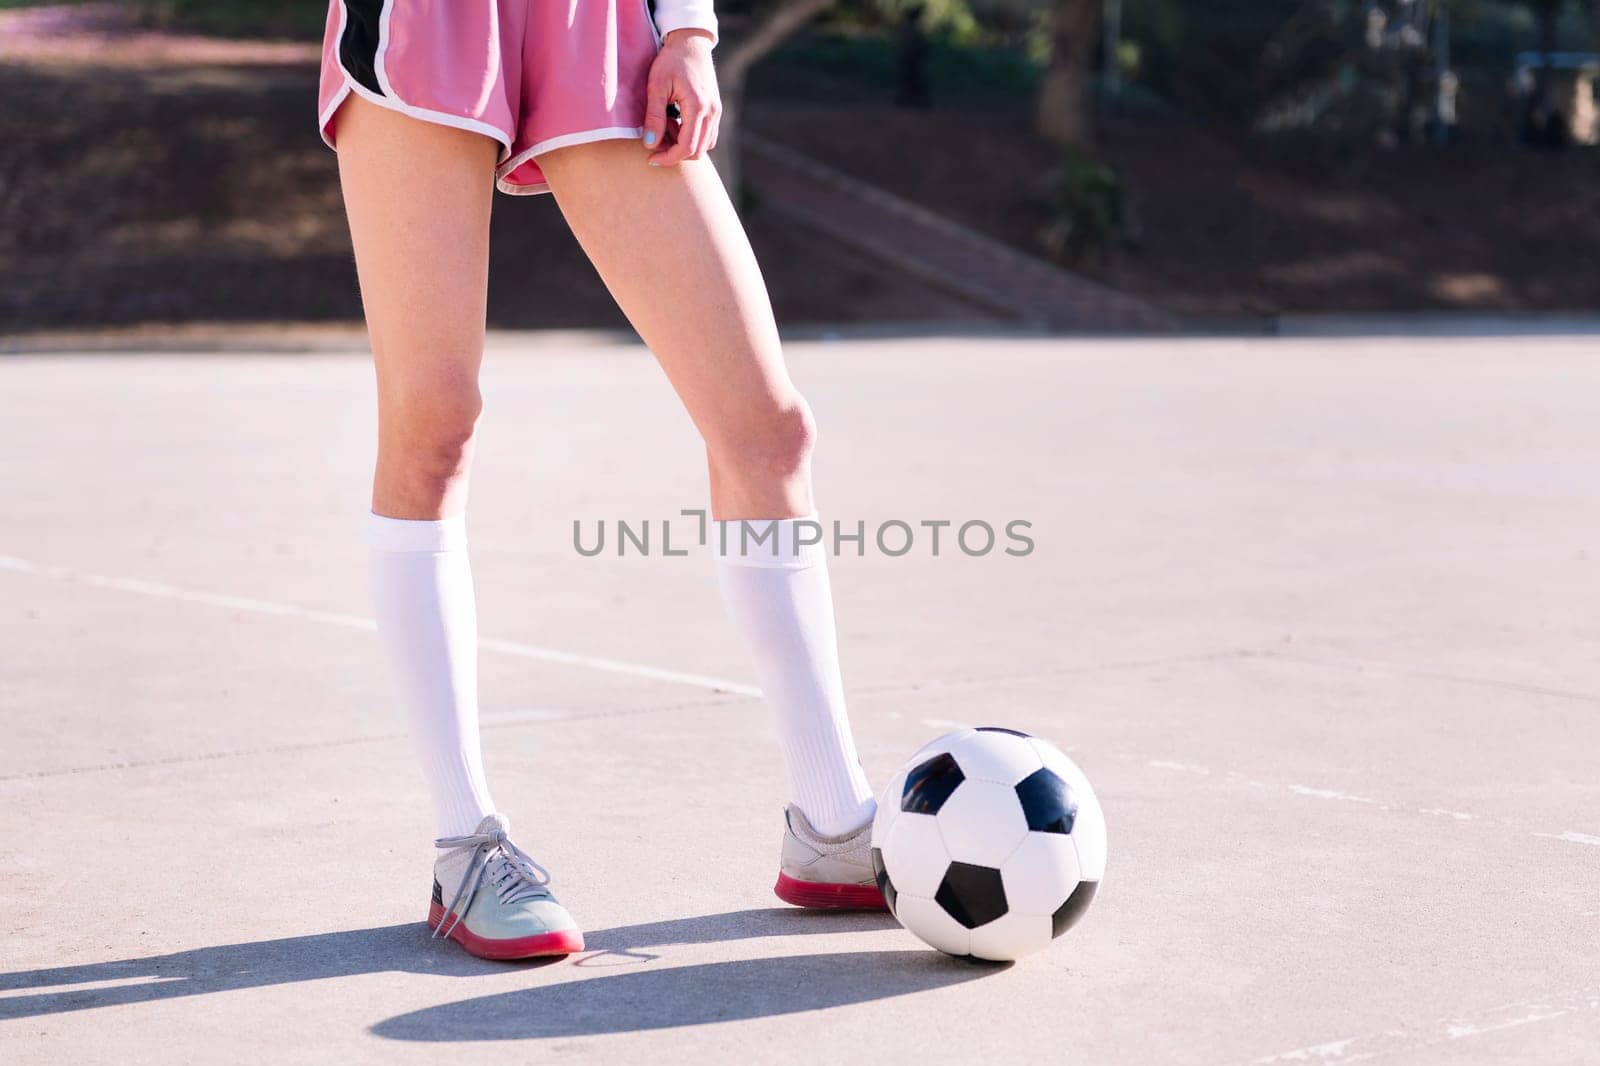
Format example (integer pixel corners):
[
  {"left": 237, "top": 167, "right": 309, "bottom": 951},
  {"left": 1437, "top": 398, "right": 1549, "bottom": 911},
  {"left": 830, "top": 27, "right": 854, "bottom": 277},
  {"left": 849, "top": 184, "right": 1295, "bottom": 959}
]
[
  {"left": 537, "top": 148, "right": 808, "bottom": 520},
  {"left": 538, "top": 144, "right": 879, "bottom": 848},
  {"left": 337, "top": 99, "right": 585, "bottom": 956},
  {"left": 333, "top": 94, "right": 499, "bottom": 839}
]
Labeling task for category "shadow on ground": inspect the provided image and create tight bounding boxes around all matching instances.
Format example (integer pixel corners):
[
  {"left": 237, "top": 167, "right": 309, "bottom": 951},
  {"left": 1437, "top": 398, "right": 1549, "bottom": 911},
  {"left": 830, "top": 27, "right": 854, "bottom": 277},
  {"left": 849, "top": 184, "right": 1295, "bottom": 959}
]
[
  {"left": 0, "top": 907, "right": 991, "bottom": 1035},
  {"left": 372, "top": 949, "right": 994, "bottom": 1041}
]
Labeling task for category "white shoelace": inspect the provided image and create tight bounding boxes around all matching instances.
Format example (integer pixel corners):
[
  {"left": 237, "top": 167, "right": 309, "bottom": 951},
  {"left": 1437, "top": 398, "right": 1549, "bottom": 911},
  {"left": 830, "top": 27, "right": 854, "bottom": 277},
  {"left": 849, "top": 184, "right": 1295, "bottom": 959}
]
[{"left": 432, "top": 827, "right": 553, "bottom": 941}]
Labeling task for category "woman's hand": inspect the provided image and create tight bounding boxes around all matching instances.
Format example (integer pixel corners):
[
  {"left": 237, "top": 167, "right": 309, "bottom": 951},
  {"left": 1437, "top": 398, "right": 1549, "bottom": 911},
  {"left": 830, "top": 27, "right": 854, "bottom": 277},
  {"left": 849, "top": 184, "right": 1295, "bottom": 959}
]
[{"left": 642, "top": 29, "right": 720, "bottom": 166}]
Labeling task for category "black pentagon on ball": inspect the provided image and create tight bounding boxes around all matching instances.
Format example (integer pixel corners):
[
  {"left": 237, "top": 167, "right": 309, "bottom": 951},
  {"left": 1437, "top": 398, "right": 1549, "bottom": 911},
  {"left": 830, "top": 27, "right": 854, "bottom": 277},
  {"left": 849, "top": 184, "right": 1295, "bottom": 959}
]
[
  {"left": 1051, "top": 879, "right": 1098, "bottom": 937},
  {"left": 934, "top": 861, "right": 1009, "bottom": 929},
  {"left": 870, "top": 846, "right": 898, "bottom": 917},
  {"left": 1014, "top": 766, "right": 1078, "bottom": 835},
  {"left": 975, "top": 726, "right": 1032, "bottom": 738},
  {"left": 901, "top": 752, "right": 965, "bottom": 815}
]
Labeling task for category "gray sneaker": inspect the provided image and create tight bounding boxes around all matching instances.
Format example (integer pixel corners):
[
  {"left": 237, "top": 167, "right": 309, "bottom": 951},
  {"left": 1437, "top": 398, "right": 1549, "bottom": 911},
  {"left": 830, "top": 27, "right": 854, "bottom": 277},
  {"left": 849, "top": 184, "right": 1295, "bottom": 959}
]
[
  {"left": 773, "top": 804, "right": 888, "bottom": 910},
  {"left": 428, "top": 814, "right": 584, "bottom": 959}
]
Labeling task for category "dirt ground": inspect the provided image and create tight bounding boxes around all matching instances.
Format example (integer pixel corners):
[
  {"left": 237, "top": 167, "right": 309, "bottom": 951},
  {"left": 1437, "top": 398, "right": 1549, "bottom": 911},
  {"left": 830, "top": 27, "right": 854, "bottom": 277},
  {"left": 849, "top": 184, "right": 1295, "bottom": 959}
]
[
  {"left": 0, "top": 55, "right": 987, "bottom": 333},
  {"left": 2, "top": 8, "right": 1597, "bottom": 332},
  {"left": 747, "top": 62, "right": 1600, "bottom": 316},
  {"left": 0, "top": 3, "right": 992, "bottom": 334}
]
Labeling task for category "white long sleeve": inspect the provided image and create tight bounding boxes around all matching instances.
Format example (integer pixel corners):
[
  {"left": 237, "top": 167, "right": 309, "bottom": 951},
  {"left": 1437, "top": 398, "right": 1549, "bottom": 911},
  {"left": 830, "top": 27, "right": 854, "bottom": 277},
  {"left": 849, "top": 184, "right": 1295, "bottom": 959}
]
[{"left": 653, "top": 0, "right": 718, "bottom": 44}]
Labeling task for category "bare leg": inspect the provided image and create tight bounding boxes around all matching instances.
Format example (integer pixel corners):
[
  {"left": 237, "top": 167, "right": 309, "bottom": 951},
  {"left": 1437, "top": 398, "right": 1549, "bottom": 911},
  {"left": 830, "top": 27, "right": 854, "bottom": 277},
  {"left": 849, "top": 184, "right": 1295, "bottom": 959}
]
[
  {"left": 537, "top": 145, "right": 812, "bottom": 520},
  {"left": 333, "top": 94, "right": 497, "bottom": 519},
  {"left": 539, "top": 143, "right": 877, "bottom": 840},
  {"left": 333, "top": 95, "right": 500, "bottom": 839}
]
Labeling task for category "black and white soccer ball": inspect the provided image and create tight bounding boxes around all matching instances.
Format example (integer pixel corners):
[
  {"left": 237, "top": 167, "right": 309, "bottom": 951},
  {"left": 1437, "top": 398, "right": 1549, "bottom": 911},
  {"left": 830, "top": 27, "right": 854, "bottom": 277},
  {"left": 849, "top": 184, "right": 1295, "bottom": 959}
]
[{"left": 870, "top": 727, "right": 1106, "bottom": 962}]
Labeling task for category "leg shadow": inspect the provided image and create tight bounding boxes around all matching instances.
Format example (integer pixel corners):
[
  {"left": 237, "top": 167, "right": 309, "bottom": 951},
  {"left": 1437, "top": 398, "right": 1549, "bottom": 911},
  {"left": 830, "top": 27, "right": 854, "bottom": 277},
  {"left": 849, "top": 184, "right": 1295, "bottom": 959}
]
[
  {"left": 575, "top": 907, "right": 902, "bottom": 967},
  {"left": 372, "top": 950, "right": 1002, "bottom": 1041},
  {"left": 0, "top": 923, "right": 500, "bottom": 1020},
  {"left": 0, "top": 908, "right": 901, "bottom": 1020}
]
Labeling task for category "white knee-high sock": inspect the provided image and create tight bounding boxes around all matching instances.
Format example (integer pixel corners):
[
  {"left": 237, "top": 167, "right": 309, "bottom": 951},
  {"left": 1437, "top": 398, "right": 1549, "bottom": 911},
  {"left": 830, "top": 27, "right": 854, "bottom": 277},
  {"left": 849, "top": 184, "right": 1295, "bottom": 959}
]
[
  {"left": 715, "top": 516, "right": 876, "bottom": 836},
  {"left": 367, "top": 513, "right": 496, "bottom": 838}
]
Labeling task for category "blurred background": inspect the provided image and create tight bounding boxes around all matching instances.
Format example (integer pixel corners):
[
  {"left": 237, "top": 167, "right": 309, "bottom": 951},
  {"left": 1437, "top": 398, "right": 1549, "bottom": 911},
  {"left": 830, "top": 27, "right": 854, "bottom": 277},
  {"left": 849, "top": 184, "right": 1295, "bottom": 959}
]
[{"left": 1, "top": 0, "right": 1597, "bottom": 335}]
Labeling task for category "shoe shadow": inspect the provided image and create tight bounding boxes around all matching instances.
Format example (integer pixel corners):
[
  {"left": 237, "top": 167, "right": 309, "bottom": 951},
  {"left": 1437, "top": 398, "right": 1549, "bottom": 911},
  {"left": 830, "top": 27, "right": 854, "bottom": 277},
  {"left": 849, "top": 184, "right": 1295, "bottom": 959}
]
[
  {"left": 0, "top": 908, "right": 912, "bottom": 1022},
  {"left": 371, "top": 950, "right": 999, "bottom": 1041}
]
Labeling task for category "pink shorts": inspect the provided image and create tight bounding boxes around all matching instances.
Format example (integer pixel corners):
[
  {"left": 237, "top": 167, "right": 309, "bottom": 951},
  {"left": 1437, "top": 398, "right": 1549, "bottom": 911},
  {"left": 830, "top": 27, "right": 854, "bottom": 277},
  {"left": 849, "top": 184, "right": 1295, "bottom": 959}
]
[{"left": 317, "top": 0, "right": 661, "bottom": 195}]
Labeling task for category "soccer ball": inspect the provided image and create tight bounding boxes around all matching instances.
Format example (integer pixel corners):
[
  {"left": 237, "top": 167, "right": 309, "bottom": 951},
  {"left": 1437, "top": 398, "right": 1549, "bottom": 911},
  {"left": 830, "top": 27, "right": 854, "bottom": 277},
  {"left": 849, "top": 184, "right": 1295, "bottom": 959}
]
[{"left": 870, "top": 727, "right": 1106, "bottom": 962}]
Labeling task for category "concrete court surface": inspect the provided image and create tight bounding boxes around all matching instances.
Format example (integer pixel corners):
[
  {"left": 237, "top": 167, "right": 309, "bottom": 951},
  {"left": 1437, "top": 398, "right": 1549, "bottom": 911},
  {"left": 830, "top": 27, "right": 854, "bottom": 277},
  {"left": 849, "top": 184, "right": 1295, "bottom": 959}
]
[{"left": 2, "top": 332, "right": 1598, "bottom": 1064}]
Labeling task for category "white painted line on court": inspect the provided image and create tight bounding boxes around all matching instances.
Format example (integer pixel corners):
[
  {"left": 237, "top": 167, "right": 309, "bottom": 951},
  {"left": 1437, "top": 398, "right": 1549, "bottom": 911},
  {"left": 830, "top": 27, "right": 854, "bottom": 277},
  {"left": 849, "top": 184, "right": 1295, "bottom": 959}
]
[
  {"left": 1534, "top": 830, "right": 1600, "bottom": 848},
  {"left": 1146, "top": 759, "right": 1600, "bottom": 848},
  {"left": 1150, "top": 759, "right": 1465, "bottom": 821},
  {"left": 1239, "top": 992, "right": 1600, "bottom": 1064},
  {"left": 0, "top": 554, "right": 760, "bottom": 697},
  {"left": 1285, "top": 784, "right": 1383, "bottom": 806},
  {"left": 1251, "top": 1037, "right": 1353, "bottom": 1063},
  {"left": 476, "top": 635, "right": 759, "bottom": 696},
  {"left": 1444, "top": 1008, "right": 1571, "bottom": 1039},
  {"left": 1147, "top": 761, "right": 1206, "bottom": 775},
  {"left": 1149, "top": 759, "right": 1210, "bottom": 774},
  {"left": 0, "top": 555, "right": 378, "bottom": 629}
]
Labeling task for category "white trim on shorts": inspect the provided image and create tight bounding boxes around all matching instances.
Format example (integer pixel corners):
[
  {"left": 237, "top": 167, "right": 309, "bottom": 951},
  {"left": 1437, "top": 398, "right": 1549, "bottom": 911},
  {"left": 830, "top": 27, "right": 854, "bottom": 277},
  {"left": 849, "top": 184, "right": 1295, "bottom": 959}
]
[
  {"left": 318, "top": 81, "right": 351, "bottom": 150},
  {"left": 491, "top": 0, "right": 661, "bottom": 198},
  {"left": 322, "top": 0, "right": 514, "bottom": 163},
  {"left": 322, "top": 0, "right": 662, "bottom": 196},
  {"left": 494, "top": 126, "right": 649, "bottom": 195}
]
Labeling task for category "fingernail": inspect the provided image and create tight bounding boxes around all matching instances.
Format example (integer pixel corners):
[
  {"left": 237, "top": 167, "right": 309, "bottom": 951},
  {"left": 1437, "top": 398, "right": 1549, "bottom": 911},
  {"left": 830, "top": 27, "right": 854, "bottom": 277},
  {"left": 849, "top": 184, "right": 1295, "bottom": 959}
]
[{"left": 643, "top": 131, "right": 658, "bottom": 147}]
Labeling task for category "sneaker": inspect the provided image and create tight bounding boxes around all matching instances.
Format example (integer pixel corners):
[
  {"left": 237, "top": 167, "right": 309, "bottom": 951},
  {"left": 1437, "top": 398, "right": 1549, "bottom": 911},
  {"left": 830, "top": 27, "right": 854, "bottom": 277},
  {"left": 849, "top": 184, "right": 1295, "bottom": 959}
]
[
  {"left": 773, "top": 804, "right": 888, "bottom": 910},
  {"left": 428, "top": 814, "right": 584, "bottom": 960}
]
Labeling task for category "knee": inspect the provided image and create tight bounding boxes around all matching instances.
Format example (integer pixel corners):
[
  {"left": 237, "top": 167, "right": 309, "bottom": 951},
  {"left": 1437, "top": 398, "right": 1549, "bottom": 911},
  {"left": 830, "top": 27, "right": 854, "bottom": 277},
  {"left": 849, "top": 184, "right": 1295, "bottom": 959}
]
[
  {"left": 379, "top": 378, "right": 483, "bottom": 486},
  {"left": 712, "top": 394, "right": 817, "bottom": 483}
]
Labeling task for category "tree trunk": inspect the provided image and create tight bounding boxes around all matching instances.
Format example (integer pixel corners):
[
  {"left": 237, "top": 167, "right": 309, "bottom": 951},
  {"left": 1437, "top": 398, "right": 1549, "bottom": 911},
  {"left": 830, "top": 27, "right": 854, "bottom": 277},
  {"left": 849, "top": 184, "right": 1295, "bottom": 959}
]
[
  {"left": 1036, "top": 0, "right": 1102, "bottom": 148},
  {"left": 711, "top": 0, "right": 835, "bottom": 203},
  {"left": 1537, "top": 0, "right": 1559, "bottom": 94}
]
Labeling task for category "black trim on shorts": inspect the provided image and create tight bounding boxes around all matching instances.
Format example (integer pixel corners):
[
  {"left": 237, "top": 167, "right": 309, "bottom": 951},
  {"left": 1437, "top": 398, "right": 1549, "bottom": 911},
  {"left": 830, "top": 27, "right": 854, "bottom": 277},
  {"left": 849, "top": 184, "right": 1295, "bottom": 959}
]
[{"left": 338, "top": 0, "right": 386, "bottom": 96}]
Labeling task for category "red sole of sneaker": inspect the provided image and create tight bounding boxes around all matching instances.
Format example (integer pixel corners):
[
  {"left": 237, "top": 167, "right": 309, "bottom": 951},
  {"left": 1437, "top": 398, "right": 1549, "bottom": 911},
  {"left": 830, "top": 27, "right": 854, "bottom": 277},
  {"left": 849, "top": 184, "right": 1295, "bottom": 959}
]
[
  {"left": 773, "top": 872, "right": 889, "bottom": 911},
  {"left": 427, "top": 902, "right": 586, "bottom": 960}
]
